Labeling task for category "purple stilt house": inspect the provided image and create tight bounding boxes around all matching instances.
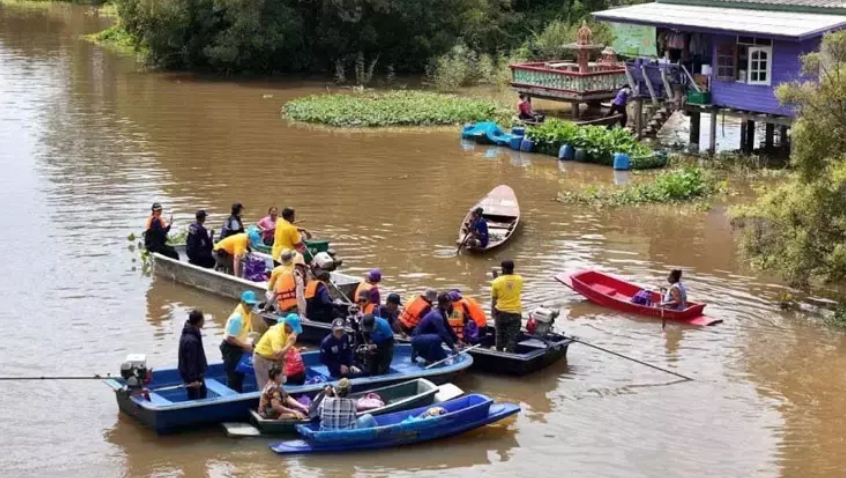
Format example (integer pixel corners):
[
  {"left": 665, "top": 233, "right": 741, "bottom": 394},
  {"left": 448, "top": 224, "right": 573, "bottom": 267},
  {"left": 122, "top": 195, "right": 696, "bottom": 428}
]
[{"left": 592, "top": 0, "right": 846, "bottom": 152}]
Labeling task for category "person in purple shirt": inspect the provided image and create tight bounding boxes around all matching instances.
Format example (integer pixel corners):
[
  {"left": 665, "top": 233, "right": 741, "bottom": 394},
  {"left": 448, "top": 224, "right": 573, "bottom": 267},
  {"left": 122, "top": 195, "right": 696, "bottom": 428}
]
[
  {"left": 411, "top": 293, "right": 459, "bottom": 364},
  {"left": 606, "top": 84, "right": 632, "bottom": 128}
]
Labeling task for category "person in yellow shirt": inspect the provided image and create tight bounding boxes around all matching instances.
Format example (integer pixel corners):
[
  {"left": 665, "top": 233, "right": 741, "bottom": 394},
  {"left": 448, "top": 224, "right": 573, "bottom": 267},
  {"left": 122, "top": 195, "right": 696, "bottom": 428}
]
[
  {"left": 272, "top": 208, "right": 307, "bottom": 263},
  {"left": 213, "top": 232, "right": 251, "bottom": 277},
  {"left": 253, "top": 313, "right": 302, "bottom": 390},
  {"left": 491, "top": 259, "right": 524, "bottom": 353},
  {"left": 219, "top": 290, "right": 258, "bottom": 393}
]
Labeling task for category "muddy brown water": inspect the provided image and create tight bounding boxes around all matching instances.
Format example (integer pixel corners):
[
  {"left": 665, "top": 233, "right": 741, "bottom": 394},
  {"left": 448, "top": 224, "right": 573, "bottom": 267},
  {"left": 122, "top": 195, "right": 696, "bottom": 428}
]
[{"left": 2, "top": 4, "right": 846, "bottom": 478}]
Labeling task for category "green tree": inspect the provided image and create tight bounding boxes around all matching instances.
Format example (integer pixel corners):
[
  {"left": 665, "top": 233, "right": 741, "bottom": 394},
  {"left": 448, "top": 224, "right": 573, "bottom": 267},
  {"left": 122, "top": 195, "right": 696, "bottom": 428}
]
[{"left": 734, "top": 32, "right": 846, "bottom": 290}]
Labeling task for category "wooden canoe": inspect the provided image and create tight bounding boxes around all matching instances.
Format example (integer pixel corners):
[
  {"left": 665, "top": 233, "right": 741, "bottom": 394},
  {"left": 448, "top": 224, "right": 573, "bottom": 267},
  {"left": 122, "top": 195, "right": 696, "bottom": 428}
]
[
  {"left": 555, "top": 270, "right": 722, "bottom": 326},
  {"left": 458, "top": 185, "right": 520, "bottom": 252}
]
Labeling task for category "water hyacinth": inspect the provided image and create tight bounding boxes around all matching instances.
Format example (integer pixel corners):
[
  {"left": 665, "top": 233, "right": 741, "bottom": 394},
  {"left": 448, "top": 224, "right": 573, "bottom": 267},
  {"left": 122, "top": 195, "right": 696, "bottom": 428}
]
[{"left": 283, "top": 91, "right": 511, "bottom": 127}]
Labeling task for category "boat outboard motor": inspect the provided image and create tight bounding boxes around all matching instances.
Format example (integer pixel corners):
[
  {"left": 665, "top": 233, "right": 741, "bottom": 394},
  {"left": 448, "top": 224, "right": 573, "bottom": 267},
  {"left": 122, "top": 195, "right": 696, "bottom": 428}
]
[
  {"left": 527, "top": 307, "right": 559, "bottom": 337},
  {"left": 119, "top": 354, "right": 150, "bottom": 395},
  {"left": 313, "top": 251, "right": 339, "bottom": 271}
]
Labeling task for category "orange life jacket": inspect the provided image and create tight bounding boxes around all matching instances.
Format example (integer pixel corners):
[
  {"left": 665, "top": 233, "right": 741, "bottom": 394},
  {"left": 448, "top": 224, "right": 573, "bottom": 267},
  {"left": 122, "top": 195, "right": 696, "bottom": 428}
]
[
  {"left": 275, "top": 271, "right": 298, "bottom": 310},
  {"left": 304, "top": 280, "right": 324, "bottom": 299},
  {"left": 447, "top": 305, "right": 467, "bottom": 340},
  {"left": 398, "top": 296, "right": 432, "bottom": 331},
  {"left": 360, "top": 302, "right": 376, "bottom": 315},
  {"left": 458, "top": 297, "right": 487, "bottom": 328},
  {"left": 355, "top": 281, "right": 376, "bottom": 302}
]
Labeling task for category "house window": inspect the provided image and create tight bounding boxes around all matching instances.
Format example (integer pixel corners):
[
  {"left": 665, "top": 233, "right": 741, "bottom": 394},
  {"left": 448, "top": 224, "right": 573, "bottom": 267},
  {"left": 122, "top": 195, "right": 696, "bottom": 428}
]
[
  {"left": 716, "top": 45, "right": 736, "bottom": 81},
  {"left": 747, "top": 46, "right": 772, "bottom": 85}
]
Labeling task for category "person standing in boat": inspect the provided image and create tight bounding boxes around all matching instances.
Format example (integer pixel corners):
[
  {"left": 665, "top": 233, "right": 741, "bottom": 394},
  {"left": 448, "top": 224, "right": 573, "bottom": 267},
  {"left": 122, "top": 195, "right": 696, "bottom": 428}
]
[
  {"left": 212, "top": 232, "right": 251, "bottom": 277},
  {"left": 220, "top": 202, "right": 245, "bottom": 240},
  {"left": 463, "top": 207, "right": 489, "bottom": 250},
  {"left": 253, "top": 313, "right": 301, "bottom": 390},
  {"left": 397, "top": 289, "right": 437, "bottom": 336},
  {"left": 219, "top": 290, "right": 258, "bottom": 393},
  {"left": 491, "top": 259, "right": 523, "bottom": 353},
  {"left": 257, "top": 206, "right": 278, "bottom": 246},
  {"left": 605, "top": 84, "right": 632, "bottom": 128},
  {"left": 411, "top": 293, "right": 459, "bottom": 364},
  {"left": 186, "top": 209, "right": 215, "bottom": 268},
  {"left": 272, "top": 207, "right": 307, "bottom": 264},
  {"left": 178, "top": 310, "right": 208, "bottom": 400},
  {"left": 144, "top": 202, "right": 179, "bottom": 260},
  {"left": 660, "top": 269, "right": 687, "bottom": 311}
]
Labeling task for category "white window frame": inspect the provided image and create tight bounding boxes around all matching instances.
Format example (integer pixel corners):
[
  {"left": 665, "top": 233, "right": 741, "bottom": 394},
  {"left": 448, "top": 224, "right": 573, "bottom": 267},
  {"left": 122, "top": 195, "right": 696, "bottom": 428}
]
[{"left": 747, "top": 46, "right": 772, "bottom": 86}]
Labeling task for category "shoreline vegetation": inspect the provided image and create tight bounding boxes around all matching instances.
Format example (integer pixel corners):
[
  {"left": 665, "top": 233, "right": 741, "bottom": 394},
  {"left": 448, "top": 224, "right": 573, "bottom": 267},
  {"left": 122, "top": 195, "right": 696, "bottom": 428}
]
[{"left": 283, "top": 91, "right": 510, "bottom": 128}]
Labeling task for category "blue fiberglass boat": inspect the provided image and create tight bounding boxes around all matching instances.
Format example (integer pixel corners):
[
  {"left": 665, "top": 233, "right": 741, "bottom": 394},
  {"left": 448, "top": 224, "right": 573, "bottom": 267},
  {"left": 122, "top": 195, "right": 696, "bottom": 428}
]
[
  {"left": 103, "top": 344, "right": 472, "bottom": 434},
  {"left": 269, "top": 393, "right": 519, "bottom": 454}
]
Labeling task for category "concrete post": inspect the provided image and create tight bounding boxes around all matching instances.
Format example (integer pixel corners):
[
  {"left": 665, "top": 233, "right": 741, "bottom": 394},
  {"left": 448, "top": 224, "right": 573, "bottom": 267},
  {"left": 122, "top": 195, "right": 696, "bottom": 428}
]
[
  {"left": 708, "top": 108, "right": 717, "bottom": 155},
  {"left": 689, "top": 110, "right": 701, "bottom": 153},
  {"left": 765, "top": 123, "right": 775, "bottom": 150}
]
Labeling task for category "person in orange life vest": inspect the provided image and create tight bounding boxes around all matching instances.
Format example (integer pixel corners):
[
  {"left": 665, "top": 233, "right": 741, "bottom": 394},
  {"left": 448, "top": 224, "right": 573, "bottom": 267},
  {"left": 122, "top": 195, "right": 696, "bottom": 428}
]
[
  {"left": 305, "top": 269, "right": 341, "bottom": 323},
  {"left": 447, "top": 290, "right": 481, "bottom": 345},
  {"left": 397, "top": 289, "right": 437, "bottom": 335},
  {"left": 356, "top": 290, "right": 377, "bottom": 316},
  {"left": 355, "top": 269, "right": 382, "bottom": 307},
  {"left": 271, "top": 251, "right": 307, "bottom": 316},
  {"left": 144, "top": 202, "right": 179, "bottom": 260}
]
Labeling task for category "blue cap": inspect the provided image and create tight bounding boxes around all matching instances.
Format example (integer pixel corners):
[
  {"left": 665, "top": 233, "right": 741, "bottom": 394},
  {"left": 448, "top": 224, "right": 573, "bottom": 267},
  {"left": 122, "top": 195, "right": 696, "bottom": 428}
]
[
  {"left": 241, "top": 290, "right": 259, "bottom": 305},
  {"left": 283, "top": 313, "right": 303, "bottom": 334}
]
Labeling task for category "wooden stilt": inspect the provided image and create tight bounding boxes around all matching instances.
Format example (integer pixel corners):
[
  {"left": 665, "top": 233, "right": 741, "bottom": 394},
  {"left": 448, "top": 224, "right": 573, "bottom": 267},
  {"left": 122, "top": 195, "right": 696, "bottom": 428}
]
[
  {"left": 708, "top": 108, "right": 717, "bottom": 155},
  {"left": 744, "top": 120, "right": 755, "bottom": 153},
  {"left": 765, "top": 123, "right": 774, "bottom": 150},
  {"left": 739, "top": 121, "right": 747, "bottom": 153},
  {"left": 780, "top": 125, "right": 790, "bottom": 150},
  {"left": 572, "top": 101, "right": 581, "bottom": 119},
  {"left": 635, "top": 99, "right": 643, "bottom": 140},
  {"left": 689, "top": 111, "right": 701, "bottom": 153}
]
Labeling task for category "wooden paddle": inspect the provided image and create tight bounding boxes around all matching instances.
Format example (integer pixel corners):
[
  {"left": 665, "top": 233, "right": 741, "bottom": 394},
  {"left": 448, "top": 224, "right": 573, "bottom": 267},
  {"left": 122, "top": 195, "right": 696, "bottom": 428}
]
[
  {"left": 424, "top": 344, "right": 482, "bottom": 369},
  {"left": 456, "top": 230, "right": 471, "bottom": 254}
]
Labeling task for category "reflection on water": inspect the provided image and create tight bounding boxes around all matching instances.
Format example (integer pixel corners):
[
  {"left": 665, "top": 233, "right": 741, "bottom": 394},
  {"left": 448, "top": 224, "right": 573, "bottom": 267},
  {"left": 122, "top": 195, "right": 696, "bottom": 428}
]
[{"left": 1, "top": 3, "right": 846, "bottom": 478}]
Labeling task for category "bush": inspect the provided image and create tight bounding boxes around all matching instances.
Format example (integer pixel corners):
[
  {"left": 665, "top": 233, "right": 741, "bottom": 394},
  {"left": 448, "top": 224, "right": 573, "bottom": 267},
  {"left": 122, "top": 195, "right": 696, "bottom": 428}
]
[
  {"left": 283, "top": 90, "right": 511, "bottom": 127},
  {"left": 427, "top": 44, "right": 517, "bottom": 91},
  {"left": 84, "top": 25, "right": 139, "bottom": 54},
  {"left": 558, "top": 167, "right": 720, "bottom": 206},
  {"left": 526, "top": 119, "right": 659, "bottom": 169}
]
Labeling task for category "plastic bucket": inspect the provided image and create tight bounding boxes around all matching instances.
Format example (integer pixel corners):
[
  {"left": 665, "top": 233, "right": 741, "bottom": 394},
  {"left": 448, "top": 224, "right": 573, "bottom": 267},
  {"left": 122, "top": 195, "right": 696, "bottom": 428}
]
[
  {"left": 512, "top": 126, "right": 526, "bottom": 137},
  {"left": 558, "top": 144, "right": 574, "bottom": 160},
  {"left": 613, "top": 152, "right": 630, "bottom": 171},
  {"left": 509, "top": 136, "right": 522, "bottom": 151},
  {"left": 520, "top": 138, "right": 534, "bottom": 152},
  {"left": 574, "top": 148, "right": 587, "bottom": 162}
]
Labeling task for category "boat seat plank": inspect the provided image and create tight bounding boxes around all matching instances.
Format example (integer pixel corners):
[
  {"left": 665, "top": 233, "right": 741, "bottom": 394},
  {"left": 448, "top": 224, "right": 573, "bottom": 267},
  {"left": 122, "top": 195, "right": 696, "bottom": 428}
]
[
  {"left": 145, "top": 393, "right": 174, "bottom": 406},
  {"left": 591, "top": 284, "right": 618, "bottom": 296},
  {"left": 306, "top": 366, "right": 332, "bottom": 381},
  {"left": 205, "top": 379, "right": 239, "bottom": 397},
  {"left": 517, "top": 339, "right": 549, "bottom": 350}
]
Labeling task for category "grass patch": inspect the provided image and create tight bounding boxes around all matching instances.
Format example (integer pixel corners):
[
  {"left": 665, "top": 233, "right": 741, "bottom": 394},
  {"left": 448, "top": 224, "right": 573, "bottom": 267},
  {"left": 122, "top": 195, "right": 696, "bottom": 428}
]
[
  {"left": 283, "top": 90, "right": 511, "bottom": 127},
  {"left": 557, "top": 167, "right": 723, "bottom": 208},
  {"left": 84, "top": 25, "right": 143, "bottom": 55}
]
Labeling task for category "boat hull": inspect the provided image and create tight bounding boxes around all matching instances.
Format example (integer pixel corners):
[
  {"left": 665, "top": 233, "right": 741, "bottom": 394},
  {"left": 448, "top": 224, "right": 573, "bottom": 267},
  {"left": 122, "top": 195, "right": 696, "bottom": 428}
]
[
  {"left": 104, "top": 345, "right": 472, "bottom": 434},
  {"left": 555, "top": 270, "right": 722, "bottom": 326},
  {"left": 270, "top": 394, "right": 520, "bottom": 454}
]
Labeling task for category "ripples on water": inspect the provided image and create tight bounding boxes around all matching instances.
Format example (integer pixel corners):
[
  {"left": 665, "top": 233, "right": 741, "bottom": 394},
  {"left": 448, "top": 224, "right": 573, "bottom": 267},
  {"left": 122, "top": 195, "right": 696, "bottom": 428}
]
[{"left": 2, "top": 4, "right": 846, "bottom": 478}]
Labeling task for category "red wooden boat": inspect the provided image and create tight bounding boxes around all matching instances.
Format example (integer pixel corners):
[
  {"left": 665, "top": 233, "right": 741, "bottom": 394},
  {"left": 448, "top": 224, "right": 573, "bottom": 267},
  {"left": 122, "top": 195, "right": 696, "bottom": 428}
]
[{"left": 554, "top": 270, "right": 722, "bottom": 326}]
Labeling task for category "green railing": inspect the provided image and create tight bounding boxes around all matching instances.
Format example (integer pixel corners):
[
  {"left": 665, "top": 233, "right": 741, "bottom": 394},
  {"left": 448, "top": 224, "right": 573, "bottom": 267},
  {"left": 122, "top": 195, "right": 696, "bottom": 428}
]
[{"left": 510, "top": 63, "right": 628, "bottom": 93}]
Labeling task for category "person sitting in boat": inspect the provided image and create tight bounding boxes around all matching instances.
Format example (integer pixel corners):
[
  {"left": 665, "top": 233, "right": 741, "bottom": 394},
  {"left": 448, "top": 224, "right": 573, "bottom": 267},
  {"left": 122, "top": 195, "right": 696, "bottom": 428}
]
[
  {"left": 517, "top": 94, "right": 544, "bottom": 123},
  {"left": 318, "top": 378, "right": 377, "bottom": 430},
  {"left": 178, "top": 310, "right": 208, "bottom": 400},
  {"left": 273, "top": 207, "right": 307, "bottom": 265},
  {"left": 397, "top": 289, "right": 437, "bottom": 336},
  {"left": 259, "top": 366, "right": 309, "bottom": 420},
  {"left": 377, "top": 293, "right": 403, "bottom": 333},
  {"left": 462, "top": 207, "right": 489, "bottom": 250},
  {"left": 144, "top": 202, "right": 179, "bottom": 260},
  {"left": 305, "top": 269, "right": 340, "bottom": 323},
  {"left": 660, "top": 269, "right": 687, "bottom": 311},
  {"left": 355, "top": 269, "right": 382, "bottom": 308},
  {"left": 267, "top": 249, "right": 307, "bottom": 316},
  {"left": 212, "top": 232, "right": 251, "bottom": 277},
  {"left": 320, "top": 319, "right": 361, "bottom": 378},
  {"left": 253, "top": 313, "right": 301, "bottom": 390},
  {"left": 360, "top": 314, "right": 395, "bottom": 376},
  {"left": 186, "top": 209, "right": 215, "bottom": 268},
  {"left": 447, "top": 291, "right": 480, "bottom": 345},
  {"left": 220, "top": 202, "right": 245, "bottom": 240},
  {"left": 257, "top": 206, "right": 278, "bottom": 246},
  {"left": 356, "top": 288, "right": 377, "bottom": 316},
  {"left": 219, "top": 290, "right": 258, "bottom": 393},
  {"left": 411, "top": 293, "right": 459, "bottom": 364},
  {"left": 451, "top": 291, "right": 488, "bottom": 335}
]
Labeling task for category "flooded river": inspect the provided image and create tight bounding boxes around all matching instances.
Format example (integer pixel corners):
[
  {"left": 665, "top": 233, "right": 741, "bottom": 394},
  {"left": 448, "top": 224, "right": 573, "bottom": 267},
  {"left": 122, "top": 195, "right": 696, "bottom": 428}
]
[{"left": 3, "top": 4, "right": 846, "bottom": 478}]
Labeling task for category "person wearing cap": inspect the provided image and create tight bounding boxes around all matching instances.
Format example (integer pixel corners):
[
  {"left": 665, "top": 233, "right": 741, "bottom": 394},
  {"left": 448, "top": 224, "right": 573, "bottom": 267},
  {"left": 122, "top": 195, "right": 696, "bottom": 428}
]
[
  {"left": 253, "top": 313, "right": 302, "bottom": 390},
  {"left": 318, "top": 378, "right": 377, "bottom": 430},
  {"left": 266, "top": 249, "right": 307, "bottom": 316},
  {"left": 398, "top": 289, "right": 437, "bottom": 335},
  {"left": 461, "top": 207, "right": 489, "bottom": 250},
  {"left": 219, "top": 290, "right": 258, "bottom": 393},
  {"left": 272, "top": 207, "right": 306, "bottom": 264},
  {"left": 361, "top": 314, "right": 395, "bottom": 375},
  {"left": 213, "top": 232, "right": 251, "bottom": 277},
  {"left": 411, "top": 293, "right": 459, "bottom": 364},
  {"left": 355, "top": 290, "right": 376, "bottom": 316},
  {"left": 491, "top": 259, "right": 524, "bottom": 353},
  {"left": 144, "top": 202, "right": 179, "bottom": 260},
  {"left": 378, "top": 293, "right": 403, "bottom": 333},
  {"left": 220, "top": 202, "right": 245, "bottom": 240},
  {"left": 320, "top": 319, "right": 360, "bottom": 378},
  {"left": 305, "top": 269, "right": 339, "bottom": 323},
  {"left": 450, "top": 290, "right": 488, "bottom": 342},
  {"left": 187, "top": 209, "right": 215, "bottom": 268},
  {"left": 355, "top": 269, "right": 382, "bottom": 308},
  {"left": 446, "top": 290, "right": 476, "bottom": 345}
]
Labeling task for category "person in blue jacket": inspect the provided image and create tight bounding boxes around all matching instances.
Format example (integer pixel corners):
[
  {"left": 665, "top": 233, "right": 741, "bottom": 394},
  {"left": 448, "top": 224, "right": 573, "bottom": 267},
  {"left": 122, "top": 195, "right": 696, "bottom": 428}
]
[
  {"left": 361, "top": 314, "right": 395, "bottom": 375},
  {"left": 411, "top": 293, "right": 459, "bottom": 364},
  {"left": 320, "top": 319, "right": 360, "bottom": 377}
]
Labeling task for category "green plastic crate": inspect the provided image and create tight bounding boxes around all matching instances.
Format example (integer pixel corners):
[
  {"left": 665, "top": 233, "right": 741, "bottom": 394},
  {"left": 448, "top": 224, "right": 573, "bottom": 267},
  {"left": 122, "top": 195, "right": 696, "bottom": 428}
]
[{"left": 687, "top": 91, "right": 711, "bottom": 105}]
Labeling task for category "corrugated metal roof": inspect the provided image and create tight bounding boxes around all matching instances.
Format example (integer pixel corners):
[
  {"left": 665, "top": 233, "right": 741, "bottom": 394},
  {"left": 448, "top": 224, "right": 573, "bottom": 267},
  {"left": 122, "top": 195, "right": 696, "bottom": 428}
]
[
  {"left": 593, "top": 2, "right": 846, "bottom": 39},
  {"left": 673, "top": 0, "right": 846, "bottom": 9}
]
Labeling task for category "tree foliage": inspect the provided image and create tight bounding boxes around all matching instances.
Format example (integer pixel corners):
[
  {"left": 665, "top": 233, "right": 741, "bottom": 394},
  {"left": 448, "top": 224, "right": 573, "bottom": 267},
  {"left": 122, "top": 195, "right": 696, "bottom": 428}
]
[{"left": 734, "top": 32, "right": 846, "bottom": 290}]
